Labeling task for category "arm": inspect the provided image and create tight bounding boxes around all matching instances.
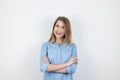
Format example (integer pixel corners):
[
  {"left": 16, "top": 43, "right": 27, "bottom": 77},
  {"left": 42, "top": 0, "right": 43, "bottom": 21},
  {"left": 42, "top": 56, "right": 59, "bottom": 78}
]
[
  {"left": 42, "top": 56, "right": 78, "bottom": 73},
  {"left": 54, "top": 67, "right": 67, "bottom": 73},
  {"left": 66, "top": 43, "right": 78, "bottom": 74},
  {"left": 40, "top": 43, "right": 49, "bottom": 72},
  {"left": 42, "top": 56, "right": 67, "bottom": 73},
  {"left": 40, "top": 43, "right": 78, "bottom": 73},
  {"left": 55, "top": 43, "right": 78, "bottom": 74},
  {"left": 46, "top": 63, "right": 67, "bottom": 72}
]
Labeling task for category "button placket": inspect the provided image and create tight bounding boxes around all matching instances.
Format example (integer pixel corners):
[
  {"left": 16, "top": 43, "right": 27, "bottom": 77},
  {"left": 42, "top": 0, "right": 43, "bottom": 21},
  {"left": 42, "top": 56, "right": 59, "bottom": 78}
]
[{"left": 58, "top": 46, "right": 61, "bottom": 64}]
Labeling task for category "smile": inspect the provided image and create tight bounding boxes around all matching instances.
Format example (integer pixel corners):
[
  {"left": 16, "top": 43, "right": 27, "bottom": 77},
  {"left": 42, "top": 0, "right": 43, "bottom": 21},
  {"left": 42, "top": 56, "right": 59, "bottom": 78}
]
[{"left": 56, "top": 32, "right": 62, "bottom": 35}]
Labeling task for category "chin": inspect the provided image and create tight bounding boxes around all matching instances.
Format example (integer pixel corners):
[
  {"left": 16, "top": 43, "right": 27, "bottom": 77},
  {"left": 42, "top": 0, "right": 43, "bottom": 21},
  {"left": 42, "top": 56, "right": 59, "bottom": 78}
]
[
  {"left": 55, "top": 34, "right": 64, "bottom": 38},
  {"left": 55, "top": 35, "right": 64, "bottom": 38}
]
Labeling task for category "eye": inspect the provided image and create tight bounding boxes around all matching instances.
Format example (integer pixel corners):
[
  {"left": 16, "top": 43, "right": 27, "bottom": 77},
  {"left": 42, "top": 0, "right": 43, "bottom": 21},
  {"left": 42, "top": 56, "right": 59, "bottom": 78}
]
[{"left": 55, "top": 25, "right": 59, "bottom": 27}]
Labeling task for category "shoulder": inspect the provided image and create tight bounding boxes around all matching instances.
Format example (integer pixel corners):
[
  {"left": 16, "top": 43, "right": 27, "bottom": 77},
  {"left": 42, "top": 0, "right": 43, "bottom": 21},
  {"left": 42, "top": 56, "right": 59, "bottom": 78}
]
[
  {"left": 70, "top": 43, "right": 77, "bottom": 50},
  {"left": 42, "top": 41, "right": 50, "bottom": 45},
  {"left": 41, "top": 42, "right": 51, "bottom": 47},
  {"left": 71, "top": 43, "right": 77, "bottom": 47},
  {"left": 71, "top": 43, "right": 76, "bottom": 46}
]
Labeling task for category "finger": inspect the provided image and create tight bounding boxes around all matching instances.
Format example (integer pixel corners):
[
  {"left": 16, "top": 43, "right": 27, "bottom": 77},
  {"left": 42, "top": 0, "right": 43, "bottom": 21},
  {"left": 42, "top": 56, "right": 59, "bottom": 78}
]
[
  {"left": 73, "top": 61, "right": 78, "bottom": 64},
  {"left": 72, "top": 56, "right": 77, "bottom": 59},
  {"left": 42, "top": 56, "right": 50, "bottom": 63},
  {"left": 72, "top": 58, "right": 78, "bottom": 61},
  {"left": 71, "top": 57, "right": 76, "bottom": 60},
  {"left": 42, "top": 56, "right": 48, "bottom": 60},
  {"left": 72, "top": 56, "right": 77, "bottom": 60},
  {"left": 42, "top": 56, "right": 47, "bottom": 60},
  {"left": 75, "top": 58, "right": 78, "bottom": 61},
  {"left": 74, "top": 61, "right": 78, "bottom": 64},
  {"left": 72, "top": 56, "right": 75, "bottom": 58}
]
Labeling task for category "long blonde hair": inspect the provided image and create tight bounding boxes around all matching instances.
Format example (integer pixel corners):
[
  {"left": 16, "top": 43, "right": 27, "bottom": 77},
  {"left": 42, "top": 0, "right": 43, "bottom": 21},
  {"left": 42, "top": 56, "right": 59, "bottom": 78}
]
[{"left": 49, "top": 16, "right": 72, "bottom": 44}]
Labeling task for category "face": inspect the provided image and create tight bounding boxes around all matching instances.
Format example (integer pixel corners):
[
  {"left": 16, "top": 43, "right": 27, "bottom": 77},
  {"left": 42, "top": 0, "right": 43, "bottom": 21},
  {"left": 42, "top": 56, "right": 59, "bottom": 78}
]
[{"left": 54, "top": 20, "right": 65, "bottom": 39}]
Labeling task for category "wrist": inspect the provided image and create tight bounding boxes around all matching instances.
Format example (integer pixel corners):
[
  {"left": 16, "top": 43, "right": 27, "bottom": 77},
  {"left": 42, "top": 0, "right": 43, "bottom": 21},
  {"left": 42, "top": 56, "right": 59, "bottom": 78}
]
[{"left": 64, "top": 63, "right": 68, "bottom": 67}]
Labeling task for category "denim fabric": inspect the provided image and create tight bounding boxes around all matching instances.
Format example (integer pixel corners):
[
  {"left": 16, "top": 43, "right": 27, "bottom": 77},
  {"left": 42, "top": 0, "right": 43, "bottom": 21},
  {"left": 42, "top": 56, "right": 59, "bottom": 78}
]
[{"left": 40, "top": 42, "right": 77, "bottom": 80}]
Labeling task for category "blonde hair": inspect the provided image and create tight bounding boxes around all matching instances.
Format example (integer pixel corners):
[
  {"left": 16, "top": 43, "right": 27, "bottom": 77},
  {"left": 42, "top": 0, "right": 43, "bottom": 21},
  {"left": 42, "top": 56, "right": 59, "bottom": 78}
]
[{"left": 48, "top": 16, "right": 72, "bottom": 44}]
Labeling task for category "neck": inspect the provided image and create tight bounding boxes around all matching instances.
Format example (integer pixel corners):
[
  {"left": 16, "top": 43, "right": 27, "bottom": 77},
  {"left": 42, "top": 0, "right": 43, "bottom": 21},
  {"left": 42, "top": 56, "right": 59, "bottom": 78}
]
[{"left": 56, "top": 38, "right": 63, "bottom": 45}]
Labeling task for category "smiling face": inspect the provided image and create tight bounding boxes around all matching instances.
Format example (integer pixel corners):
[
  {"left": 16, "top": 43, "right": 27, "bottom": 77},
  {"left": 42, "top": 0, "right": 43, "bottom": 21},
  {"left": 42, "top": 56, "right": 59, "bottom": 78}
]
[
  {"left": 54, "top": 20, "right": 65, "bottom": 40},
  {"left": 49, "top": 16, "right": 72, "bottom": 44}
]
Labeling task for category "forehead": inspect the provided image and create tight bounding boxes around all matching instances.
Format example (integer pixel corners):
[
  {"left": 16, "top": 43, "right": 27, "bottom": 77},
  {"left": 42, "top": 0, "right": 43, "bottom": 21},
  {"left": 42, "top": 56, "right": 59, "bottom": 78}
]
[{"left": 56, "top": 20, "right": 65, "bottom": 25}]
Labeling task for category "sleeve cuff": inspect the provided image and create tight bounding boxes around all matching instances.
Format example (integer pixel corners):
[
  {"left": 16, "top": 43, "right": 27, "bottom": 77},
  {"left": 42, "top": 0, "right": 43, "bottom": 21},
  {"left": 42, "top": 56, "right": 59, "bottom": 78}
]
[
  {"left": 40, "top": 62, "right": 49, "bottom": 72},
  {"left": 66, "top": 64, "right": 77, "bottom": 74},
  {"left": 66, "top": 66, "right": 72, "bottom": 74}
]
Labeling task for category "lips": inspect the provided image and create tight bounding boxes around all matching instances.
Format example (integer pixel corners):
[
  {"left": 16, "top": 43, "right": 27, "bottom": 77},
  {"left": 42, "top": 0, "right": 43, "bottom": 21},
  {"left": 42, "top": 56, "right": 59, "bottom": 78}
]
[{"left": 56, "top": 32, "right": 62, "bottom": 35}]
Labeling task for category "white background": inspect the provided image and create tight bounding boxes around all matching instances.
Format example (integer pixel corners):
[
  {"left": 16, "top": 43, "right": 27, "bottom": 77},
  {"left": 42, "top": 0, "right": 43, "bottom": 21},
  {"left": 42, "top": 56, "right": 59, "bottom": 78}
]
[{"left": 0, "top": 0, "right": 120, "bottom": 80}]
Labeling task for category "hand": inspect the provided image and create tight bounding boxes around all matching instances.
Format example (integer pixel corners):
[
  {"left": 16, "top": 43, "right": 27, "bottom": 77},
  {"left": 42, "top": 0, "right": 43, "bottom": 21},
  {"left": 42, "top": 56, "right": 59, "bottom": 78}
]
[
  {"left": 65, "top": 56, "right": 78, "bottom": 66},
  {"left": 42, "top": 56, "right": 50, "bottom": 64}
]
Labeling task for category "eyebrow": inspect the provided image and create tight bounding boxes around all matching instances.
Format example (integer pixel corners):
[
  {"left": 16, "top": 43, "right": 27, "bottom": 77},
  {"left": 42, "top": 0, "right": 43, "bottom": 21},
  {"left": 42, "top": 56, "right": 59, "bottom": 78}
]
[{"left": 56, "top": 24, "right": 65, "bottom": 27}]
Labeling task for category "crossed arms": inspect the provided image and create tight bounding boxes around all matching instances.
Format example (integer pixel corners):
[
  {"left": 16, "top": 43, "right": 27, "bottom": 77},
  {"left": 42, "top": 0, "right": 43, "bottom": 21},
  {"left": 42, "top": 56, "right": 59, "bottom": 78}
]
[
  {"left": 41, "top": 56, "right": 78, "bottom": 73},
  {"left": 40, "top": 43, "right": 78, "bottom": 74}
]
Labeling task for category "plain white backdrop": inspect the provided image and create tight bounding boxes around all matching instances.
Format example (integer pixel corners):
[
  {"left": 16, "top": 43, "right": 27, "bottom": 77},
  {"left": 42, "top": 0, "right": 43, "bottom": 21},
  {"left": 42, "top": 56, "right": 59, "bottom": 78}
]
[{"left": 0, "top": 0, "right": 120, "bottom": 80}]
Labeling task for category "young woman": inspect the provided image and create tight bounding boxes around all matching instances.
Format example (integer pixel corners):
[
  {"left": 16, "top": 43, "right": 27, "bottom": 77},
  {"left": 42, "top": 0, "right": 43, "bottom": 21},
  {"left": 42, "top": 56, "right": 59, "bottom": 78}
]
[{"left": 40, "top": 16, "right": 78, "bottom": 80}]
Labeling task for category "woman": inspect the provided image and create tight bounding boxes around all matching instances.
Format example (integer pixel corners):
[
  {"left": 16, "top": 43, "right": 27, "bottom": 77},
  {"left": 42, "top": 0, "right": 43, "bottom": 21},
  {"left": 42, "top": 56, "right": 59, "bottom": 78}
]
[{"left": 40, "top": 16, "right": 78, "bottom": 80}]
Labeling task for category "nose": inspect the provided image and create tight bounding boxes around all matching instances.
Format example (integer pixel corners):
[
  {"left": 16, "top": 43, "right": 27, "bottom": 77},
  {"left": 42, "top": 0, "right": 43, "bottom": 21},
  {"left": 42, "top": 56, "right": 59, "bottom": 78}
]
[{"left": 57, "top": 27, "right": 62, "bottom": 32}]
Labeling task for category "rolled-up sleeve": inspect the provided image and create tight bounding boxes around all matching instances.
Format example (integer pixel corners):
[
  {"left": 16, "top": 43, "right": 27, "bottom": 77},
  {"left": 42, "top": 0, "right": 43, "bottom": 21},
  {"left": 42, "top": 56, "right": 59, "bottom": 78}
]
[
  {"left": 66, "top": 43, "right": 78, "bottom": 74},
  {"left": 40, "top": 43, "right": 49, "bottom": 72}
]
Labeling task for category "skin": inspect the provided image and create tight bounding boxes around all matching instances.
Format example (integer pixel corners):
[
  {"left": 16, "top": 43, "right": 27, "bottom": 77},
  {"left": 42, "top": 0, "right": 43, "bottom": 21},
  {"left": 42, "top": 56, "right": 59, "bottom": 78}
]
[
  {"left": 54, "top": 20, "right": 65, "bottom": 45},
  {"left": 42, "top": 20, "right": 78, "bottom": 73}
]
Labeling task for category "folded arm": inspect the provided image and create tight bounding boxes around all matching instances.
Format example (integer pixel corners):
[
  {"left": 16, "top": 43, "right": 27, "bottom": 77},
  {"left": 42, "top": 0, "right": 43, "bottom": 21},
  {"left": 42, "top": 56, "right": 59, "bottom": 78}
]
[
  {"left": 40, "top": 43, "right": 78, "bottom": 74},
  {"left": 42, "top": 56, "right": 78, "bottom": 73}
]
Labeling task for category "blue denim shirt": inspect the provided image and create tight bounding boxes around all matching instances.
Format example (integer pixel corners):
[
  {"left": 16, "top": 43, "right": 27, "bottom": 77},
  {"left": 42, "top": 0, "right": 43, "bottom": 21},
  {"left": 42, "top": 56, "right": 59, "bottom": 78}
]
[{"left": 40, "top": 42, "right": 77, "bottom": 80}]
